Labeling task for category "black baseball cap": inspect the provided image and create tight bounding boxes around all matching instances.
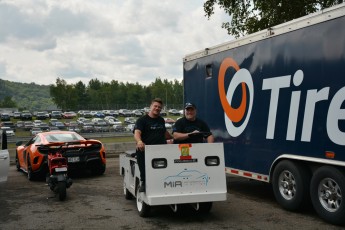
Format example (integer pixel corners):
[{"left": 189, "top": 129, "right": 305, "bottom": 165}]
[{"left": 185, "top": 102, "right": 196, "bottom": 109}]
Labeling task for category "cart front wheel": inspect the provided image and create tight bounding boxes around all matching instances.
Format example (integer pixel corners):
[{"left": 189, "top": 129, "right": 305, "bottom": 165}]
[{"left": 136, "top": 187, "right": 150, "bottom": 217}]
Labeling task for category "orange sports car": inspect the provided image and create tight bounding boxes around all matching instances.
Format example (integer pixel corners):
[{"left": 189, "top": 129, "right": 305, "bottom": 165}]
[{"left": 15, "top": 131, "right": 106, "bottom": 180}]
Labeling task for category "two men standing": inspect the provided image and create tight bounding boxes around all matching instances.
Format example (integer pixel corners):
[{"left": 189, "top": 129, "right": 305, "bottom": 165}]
[{"left": 133, "top": 99, "right": 214, "bottom": 192}]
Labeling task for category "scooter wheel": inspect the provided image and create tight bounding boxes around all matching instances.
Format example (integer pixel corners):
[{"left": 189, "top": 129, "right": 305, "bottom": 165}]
[{"left": 58, "top": 181, "right": 67, "bottom": 201}]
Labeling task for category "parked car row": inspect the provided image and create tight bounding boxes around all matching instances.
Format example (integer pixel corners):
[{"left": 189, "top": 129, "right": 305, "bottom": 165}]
[
  {"left": 2, "top": 107, "right": 183, "bottom": 122},
  {"left": 11, "top": 117, "right": 140, "bottom": 134},
  {"left": 1, "top": 108, "right": 181, "bottom": 137}
]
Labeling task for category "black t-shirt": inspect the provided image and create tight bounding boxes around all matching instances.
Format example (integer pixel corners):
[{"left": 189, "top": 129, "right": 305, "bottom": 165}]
[
  {"left": 134, "top": 114, "right": 167, "bottom": 145},
  {"left": 172, "top": 117, "right": 211, "bottom": 143}
]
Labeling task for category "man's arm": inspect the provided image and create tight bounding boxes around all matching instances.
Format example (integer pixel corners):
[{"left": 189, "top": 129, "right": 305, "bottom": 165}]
[
  {"left": 173, "top": 130, "right": 199, "bottom": 141},
  {"left": 206, "top": 134, "right": 215, "bottom": 143},
  {"left": 134, "top": 129, "right": 144, "bottom": 151},
  {"left": 165, "top": 130, "right": 173, "bottom": 139},
  {"left": 165, "top": 130, "right": 174, "bottom": 144}
]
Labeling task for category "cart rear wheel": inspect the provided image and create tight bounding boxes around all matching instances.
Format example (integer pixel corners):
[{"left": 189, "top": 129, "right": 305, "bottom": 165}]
[
  {"left": 136, "top": 187, "right": 150, "bottom": 217},
  {"left": 123, "top": 174, "right": 133, "bottom": 200}
]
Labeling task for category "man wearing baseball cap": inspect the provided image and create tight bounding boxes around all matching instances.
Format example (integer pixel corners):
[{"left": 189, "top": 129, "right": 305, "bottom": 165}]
[{"left": 172, "top": 102, "right": 214, "bottom": 143}]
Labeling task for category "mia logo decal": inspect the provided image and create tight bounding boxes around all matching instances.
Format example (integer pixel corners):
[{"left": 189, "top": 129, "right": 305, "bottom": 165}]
[{"left": 164, "top": 169, "right": 209, "bottom": 188}]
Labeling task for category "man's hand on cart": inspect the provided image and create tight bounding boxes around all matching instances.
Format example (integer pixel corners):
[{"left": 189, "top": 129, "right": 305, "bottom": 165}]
[{"left": 136, "top": 140, "right": 145, "bottom": 151}]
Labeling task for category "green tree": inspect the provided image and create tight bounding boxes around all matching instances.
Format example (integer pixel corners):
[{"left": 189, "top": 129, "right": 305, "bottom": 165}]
[
  {"left": 87, "top": 78, "right": 104, "bottom": 109},
  {"left": 204, "top": 0, "right": 344, "bottom": 38},
  {"left": 0, "top": 96, "right": 17, "bottom": 108},
  {"left": 74, "top": 81, "right": 90, "bottom": 110},
  {"left": 149, "top": 78, "right": 166, "bottom": 102},
  {"left": 126, "top": 82, "right": 145, "bottom": 107},
  {"left": 50, "top": 78, "right": 68, "bottom": 110}
]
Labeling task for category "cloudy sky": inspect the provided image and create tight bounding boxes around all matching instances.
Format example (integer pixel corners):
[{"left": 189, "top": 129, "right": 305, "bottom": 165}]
[{"left": 0, "top": 0, "right": 232, "bottom": 86}]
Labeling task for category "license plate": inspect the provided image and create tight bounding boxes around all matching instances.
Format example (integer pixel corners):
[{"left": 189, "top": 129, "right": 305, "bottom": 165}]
[
  {"left": 68, "top": 156, "right": 80, "bottom": 163},
  {"left": 55, "top": 167, "right": 67, "bottom": 172}
]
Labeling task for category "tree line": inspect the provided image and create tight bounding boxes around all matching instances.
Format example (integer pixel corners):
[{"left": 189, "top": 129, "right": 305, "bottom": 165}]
[{"left": 50, "top": 77, "right": 184, "bottom": 111}]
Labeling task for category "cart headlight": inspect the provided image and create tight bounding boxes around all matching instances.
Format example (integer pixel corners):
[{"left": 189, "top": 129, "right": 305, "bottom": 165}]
[
  {"left": 152, "top": 158, "right": 167, "bottom": 169},
  {"left": 205, "top": 156, "right": 220, "bottom": 166}
]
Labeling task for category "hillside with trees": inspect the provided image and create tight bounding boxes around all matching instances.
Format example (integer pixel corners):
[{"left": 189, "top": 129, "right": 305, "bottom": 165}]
[
  {"left": 0, "top": 77, "right": 183, "bottom": 111},
  {"left": 0, "top": 79, "right": 55, "bottom": 111}
]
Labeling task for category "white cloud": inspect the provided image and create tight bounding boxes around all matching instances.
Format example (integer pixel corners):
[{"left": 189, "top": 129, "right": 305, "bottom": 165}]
[{"left": 0, "top": 0, "right": 232, "bottom": 86}]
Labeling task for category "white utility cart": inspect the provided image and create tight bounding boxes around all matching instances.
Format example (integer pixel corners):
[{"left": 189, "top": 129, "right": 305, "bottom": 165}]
[{"left": 120, "top": 143, "right": 227, "bottom": 217}]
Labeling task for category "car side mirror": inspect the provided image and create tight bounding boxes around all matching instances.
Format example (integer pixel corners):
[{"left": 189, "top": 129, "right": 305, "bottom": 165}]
[{"left": 16, "top": 141, "right": 23, "bottom": 146}]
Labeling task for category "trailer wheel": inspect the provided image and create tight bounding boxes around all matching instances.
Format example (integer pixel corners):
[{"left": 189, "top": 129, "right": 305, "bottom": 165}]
[
  {"left": 136, "top": 187, "right": 150, "bottom": 217},
  {"left": 272, "top": 160, "right": 310, "bottom": 211},
  {"left": 310, "top": 166, "right": 345, "bottom": 225}
]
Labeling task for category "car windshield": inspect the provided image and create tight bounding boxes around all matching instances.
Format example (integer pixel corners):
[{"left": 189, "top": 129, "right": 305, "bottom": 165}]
[{"left": 45, "top": 133, "right": 84, "bottom": 142}]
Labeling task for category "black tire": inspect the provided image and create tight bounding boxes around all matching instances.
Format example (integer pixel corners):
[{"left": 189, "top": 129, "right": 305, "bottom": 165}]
[
  {"left": 27, "top": 158, "right": 35, "bottom": 181},
  {"left": 272, "top": 160, "right": 311, "bottom": 211},
  {"left": 123, "top": 173, "right": 133, "bottom": 200},
  {"left": 15, "top": 152, "right": 20, "bottom": 171},
  {"left": 136, "top": 186, "right": 150, "bottom": 217},
  {"left": 310, "top": 166, "right": 345, "bottom": 225},
  {"left": 93, "top": 163, "right": 106, "bottom": 176},
  {"left": 58, "top": 181, "right": 67, "bottom": 201},
  {"left": 198, "top": 202, "right": 213, "bottom": 213}
]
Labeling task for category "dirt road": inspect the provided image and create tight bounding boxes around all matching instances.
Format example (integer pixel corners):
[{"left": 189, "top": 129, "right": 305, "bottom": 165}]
[{"left": 0, "top": 158, "right": 342, "bottom": 230}]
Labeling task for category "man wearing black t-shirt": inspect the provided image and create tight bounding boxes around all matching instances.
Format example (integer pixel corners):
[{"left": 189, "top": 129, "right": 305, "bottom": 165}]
[
  {"left": 172, "top": 102, "right": 214, "bottom": 144},
  {"left": 134, "top": 98, "right": 173, "bottom": 192}
]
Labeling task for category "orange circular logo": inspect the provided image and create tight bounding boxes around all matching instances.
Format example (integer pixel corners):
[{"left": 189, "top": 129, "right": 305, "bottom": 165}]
[{"left": 218, "top": 58, "right": 254, "bottom": 137}]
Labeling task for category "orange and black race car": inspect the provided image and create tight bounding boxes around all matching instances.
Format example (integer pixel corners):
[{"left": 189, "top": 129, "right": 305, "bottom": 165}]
[{"left": 15, "top": 131, "right": 106, "bottom": 180}]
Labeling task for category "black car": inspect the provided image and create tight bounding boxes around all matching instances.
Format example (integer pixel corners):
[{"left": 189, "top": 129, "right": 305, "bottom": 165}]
[
  {"left": 39, "top": 122, "right": 50, "bottom": 131},
  {"left": 112, "top": 124, "right": 126, "bottom": 132},
  {"left": 13, "top": 112, "right": 21, "bottom": 119},
  {"left": 81, "top": 124, "right": 94, "bottom": 133},
  {"left": 21, "top": 111, "right": 33, "bottom": 120},
  {"left": 1, "top": 121, "right": 16, "bottom": 131},
  {"left": 36, "top": 112, "right": 48, "bottom": 120},
  {"left": 0, "top": 113, "right": 10, "bottom": 121},
  {"left": 51, "top": 111, "right": 62, "bottom": 119}
]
